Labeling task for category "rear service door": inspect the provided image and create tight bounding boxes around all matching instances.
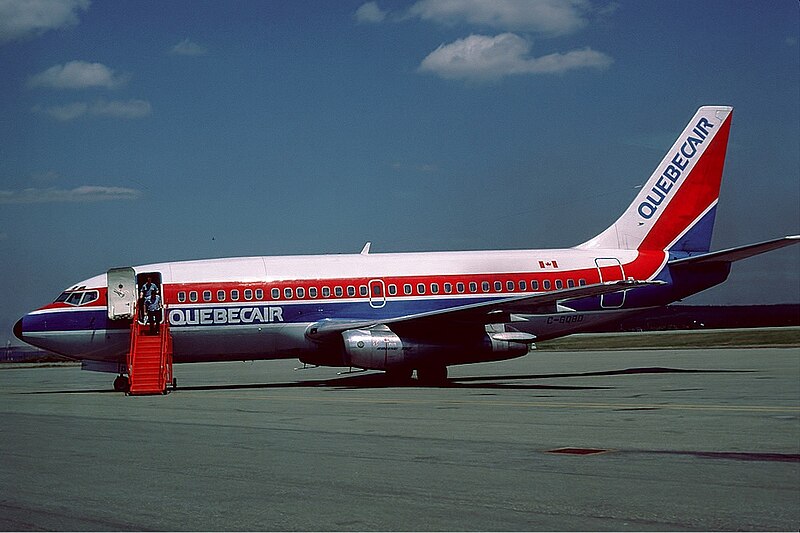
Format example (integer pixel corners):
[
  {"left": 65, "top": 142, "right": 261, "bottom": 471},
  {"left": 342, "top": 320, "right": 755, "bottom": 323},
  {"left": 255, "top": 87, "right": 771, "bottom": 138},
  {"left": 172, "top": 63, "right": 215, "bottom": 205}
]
[
  {"left": 595, "top": 258, "right": 626, "bottom": 308},
  {"left": 107, "top": 267, "right": 137, "bottom": 319}
]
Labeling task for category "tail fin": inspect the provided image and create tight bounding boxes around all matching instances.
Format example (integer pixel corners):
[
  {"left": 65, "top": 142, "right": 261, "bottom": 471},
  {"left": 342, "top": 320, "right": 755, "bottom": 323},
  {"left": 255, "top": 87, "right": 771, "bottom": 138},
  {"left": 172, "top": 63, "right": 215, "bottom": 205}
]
[{"left": 578, "top": 106, "right": 733, "bottom": 253}]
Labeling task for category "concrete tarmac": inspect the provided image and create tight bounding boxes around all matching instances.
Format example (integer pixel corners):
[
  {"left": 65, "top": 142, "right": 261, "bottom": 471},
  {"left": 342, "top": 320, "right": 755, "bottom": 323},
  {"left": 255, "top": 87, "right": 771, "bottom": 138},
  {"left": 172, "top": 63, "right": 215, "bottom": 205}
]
[{"left": 1, "top": 347, "right": 798, "bottom": 531}]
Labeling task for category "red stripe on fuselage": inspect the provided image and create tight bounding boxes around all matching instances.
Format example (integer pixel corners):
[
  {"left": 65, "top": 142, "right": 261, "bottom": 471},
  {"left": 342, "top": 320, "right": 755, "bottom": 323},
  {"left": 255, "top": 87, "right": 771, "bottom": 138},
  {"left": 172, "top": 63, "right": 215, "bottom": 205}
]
[{"left": 36, "top": 251, "right": 667, "bottom": 312}]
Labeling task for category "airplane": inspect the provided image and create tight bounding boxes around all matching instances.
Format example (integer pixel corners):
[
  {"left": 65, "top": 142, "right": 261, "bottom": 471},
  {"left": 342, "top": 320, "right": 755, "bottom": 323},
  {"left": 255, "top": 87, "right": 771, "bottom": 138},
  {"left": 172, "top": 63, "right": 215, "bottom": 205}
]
[{"left": 13, "top": 106, "right": 799, "bottom": 391}]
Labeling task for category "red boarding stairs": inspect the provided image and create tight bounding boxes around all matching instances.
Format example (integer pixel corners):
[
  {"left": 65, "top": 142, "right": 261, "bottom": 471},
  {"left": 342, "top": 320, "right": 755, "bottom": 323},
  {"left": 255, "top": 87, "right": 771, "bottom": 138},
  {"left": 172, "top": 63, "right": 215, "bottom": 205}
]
[{"left": 127, "top": 309, "right": 173, "bottom": 395}]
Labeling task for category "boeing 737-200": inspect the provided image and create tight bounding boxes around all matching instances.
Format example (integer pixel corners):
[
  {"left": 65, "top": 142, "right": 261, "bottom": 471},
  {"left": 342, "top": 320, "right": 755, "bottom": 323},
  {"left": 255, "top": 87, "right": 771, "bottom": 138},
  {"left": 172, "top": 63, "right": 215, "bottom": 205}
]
[{"left": 14, "top": 106, "right": 799, "bottom": 391}]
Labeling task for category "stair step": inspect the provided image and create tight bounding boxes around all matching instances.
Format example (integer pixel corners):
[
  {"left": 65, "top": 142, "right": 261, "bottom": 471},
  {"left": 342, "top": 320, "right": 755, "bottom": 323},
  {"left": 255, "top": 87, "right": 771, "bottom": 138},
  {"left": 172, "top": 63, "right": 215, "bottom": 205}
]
[{"left": 127, "top": 319, "right": 172, "bottom": 396}]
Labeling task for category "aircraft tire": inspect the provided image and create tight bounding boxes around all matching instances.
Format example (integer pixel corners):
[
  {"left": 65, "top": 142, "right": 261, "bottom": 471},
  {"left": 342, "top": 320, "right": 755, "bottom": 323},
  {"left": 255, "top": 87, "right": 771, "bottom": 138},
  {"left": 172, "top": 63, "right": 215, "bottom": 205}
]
[
  {"left": 384, "top": 367, "right": 413, "bottom": 384},
  {"left": 416, "top": 365, "right": 448, "bottom": 386},
  {"left": 113, "top": 375, "right": 129, "bottom": 393}
]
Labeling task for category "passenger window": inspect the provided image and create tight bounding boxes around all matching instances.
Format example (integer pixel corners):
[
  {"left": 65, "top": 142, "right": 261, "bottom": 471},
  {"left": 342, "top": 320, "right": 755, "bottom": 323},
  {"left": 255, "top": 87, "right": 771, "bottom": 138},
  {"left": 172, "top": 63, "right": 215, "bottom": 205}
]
[
  {"left": 556, "top": 279, "right": 563, "bottom": 289},
  {"left": 568, "top": 279, "right": 575, "bottom": 288},
  {"left": 272, "top": 288, "right": 280, "bottom": 299},
  {"left": 507, "top": 281, "right": 514, "bottom": 291},
  {"left": 431, "top": 283, "right": 439, "bottom": 294},
  {"left": 231, "top": 289, "right": 239, "bottom": 301},
  {"left": 457, "top": 282, "right": 465, "bottom": 293},
  {"left": 178, "top": 291, "right": 186, "bottom": 303},
  {"left": 189, "top": 291, "right": 198, "bottom": 302},
  {"left": 519, "top": 280, "right": 527, "bottom": 291},
  {"left": 335, "top": 286, "right": 343, "bottom": 297},
  {"left": 579, "top": 279, "right": 587, "bottom": 286},
  {"left": 244, "top": 289, "right": 253, "bottom": 300},
  {"left": 80, "top": 291, "right": 99, "bottom": 305},
  {"left": 482, "top": 281, "right": 490, "bottom": 292},
  {"left": 531, "top": 280, "right": 539, "bottom": 290},
  {"left": 494, "top": 281, "right": 502, "bottom": 291},
  {"left": 347, "top": 286, "right": 356, "bottom": 297},
  {"left": 469, "top": 282, "right": 477, "bottom": 293},
  {"left": 203, "top": 290, "right": 212, "bottom": 302},
  {"left": 217, "top": 290, "right": 226, "bottom": 301},
  {"left": 309, "top": 287, "right": 318, "bottom": 298},
  {"left": 444, "top": 282, "right": 452, "bottom": 294},
  {"left": 322, "top": 286, "right": 331, "bottom": 297},
  {"left": 359, "top": 285, "right": 368, "bottom": 297},
  {"left": 388, "top": 284, "right": 397, "bottom": 296},
  {"left": 256, "top": 289, "right": 263, "bottom": 300},
  {"left": 284, "top": 288, "right": 293, "bottom": 299},
  {"left": 404, "top": 284, "right": 412, "bottom": 295},
  {"left": 543, "top": 280, "right": 551, "bottom": 290},
  {"left": 297, "top": 287, "right": 305, "bottom": 298},
  {"left": 417, "top": 283, "right": 426, "bottom": 295}
]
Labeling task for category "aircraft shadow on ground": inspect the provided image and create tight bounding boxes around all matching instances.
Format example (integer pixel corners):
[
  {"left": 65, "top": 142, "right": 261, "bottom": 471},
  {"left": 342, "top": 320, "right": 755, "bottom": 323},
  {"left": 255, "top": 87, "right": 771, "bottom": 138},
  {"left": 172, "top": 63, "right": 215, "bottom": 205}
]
[
  {"left": 177, "top": 366, "right": 754, "bottom": 392},
  {"left": 22, "top": 366, "right": 753, "bottom": 394}
]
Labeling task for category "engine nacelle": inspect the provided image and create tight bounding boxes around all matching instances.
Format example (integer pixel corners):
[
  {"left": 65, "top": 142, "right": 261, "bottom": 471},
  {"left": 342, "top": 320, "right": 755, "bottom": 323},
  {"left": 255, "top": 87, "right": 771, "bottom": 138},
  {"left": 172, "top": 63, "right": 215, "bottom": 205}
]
[
  {"left": 341, "top": 324, "right": 529, "bottom": 371},
  {"left": 341, "top": 325, "right": 405, "bottom": 370}
]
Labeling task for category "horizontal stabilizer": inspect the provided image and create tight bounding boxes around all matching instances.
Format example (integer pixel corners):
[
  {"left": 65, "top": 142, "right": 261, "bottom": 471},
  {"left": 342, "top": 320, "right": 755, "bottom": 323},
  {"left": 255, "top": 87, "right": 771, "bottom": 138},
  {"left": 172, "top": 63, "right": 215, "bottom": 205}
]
[{"left": 669, "top": 235, "right": 799, "bottom": 266}]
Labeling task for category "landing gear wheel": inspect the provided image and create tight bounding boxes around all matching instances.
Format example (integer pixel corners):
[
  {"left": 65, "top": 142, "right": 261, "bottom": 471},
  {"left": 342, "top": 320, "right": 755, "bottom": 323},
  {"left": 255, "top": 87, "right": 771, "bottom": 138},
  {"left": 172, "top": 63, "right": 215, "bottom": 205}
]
[
  {"left": 113, "top": 375, "right": 129, "bottom": 392},
  {"left": 416, "top": 365, "right": 448, "bottom": 386},
  {"left": 384, "top": 367, "right": 413, "bottom": 385},
  {"left": 172, "top": 377, "right": 178, "bottom": 390}
]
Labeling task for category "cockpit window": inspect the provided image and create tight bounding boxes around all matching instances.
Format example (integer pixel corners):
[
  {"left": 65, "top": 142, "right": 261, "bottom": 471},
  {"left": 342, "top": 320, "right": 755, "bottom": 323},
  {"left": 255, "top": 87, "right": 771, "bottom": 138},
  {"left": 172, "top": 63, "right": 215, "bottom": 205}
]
[
  {"left": 55, "top": 292, "right": 70, "bottom": 303},
  {"left": 59, "top": 290, "right": 100, "bottom": 306},
  {"left": 80, "top": 291, "right": 99, "bottom": 305},
  {"left": 65, "top": 292, "right": 83, "bottom": 306}
]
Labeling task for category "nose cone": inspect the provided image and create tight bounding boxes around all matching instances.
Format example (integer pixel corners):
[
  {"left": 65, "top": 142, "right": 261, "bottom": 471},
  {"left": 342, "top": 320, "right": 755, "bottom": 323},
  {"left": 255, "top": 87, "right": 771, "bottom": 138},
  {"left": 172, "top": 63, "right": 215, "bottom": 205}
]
[{"left": 13, "top": 317, "right": 25, "bottom": 342}]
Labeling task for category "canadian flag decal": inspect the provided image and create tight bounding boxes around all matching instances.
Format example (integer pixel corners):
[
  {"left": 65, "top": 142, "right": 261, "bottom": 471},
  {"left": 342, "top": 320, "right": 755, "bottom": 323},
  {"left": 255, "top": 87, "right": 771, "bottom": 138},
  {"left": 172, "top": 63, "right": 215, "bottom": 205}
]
[{"left": 539, "top": 260, "right": 559, "bottom": 269}]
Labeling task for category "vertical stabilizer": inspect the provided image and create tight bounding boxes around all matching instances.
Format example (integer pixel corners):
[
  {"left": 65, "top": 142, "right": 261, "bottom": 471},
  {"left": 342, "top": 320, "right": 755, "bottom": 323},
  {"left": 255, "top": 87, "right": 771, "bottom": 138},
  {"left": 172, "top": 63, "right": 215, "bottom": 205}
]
[{"left": 578, "top": 106, "right": 733, "bottom": 252}]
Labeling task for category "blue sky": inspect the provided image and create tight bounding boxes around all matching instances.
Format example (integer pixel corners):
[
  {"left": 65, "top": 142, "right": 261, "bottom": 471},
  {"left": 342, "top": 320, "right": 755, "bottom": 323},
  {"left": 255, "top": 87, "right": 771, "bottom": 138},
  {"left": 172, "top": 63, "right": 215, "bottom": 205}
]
[{"left": 1, "top": 0, "right": 799, "bottom": 344}]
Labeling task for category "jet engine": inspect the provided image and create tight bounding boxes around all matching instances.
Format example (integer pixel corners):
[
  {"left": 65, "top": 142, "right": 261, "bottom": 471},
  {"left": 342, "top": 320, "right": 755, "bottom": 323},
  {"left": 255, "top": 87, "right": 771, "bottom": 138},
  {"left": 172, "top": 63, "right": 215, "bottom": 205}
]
[{"left": 339, "top": 324, "right": 529, "bottom": 371}]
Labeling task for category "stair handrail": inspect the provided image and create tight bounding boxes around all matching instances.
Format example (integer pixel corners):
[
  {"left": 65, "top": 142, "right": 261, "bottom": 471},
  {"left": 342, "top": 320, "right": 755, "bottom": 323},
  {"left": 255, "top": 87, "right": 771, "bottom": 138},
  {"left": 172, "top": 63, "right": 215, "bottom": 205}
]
[
  {"left": 159, "top": 303, "right": 173, "bottom": 391},
  {"left": 126, "top": 302, "right": 139, "bottom": 385}
]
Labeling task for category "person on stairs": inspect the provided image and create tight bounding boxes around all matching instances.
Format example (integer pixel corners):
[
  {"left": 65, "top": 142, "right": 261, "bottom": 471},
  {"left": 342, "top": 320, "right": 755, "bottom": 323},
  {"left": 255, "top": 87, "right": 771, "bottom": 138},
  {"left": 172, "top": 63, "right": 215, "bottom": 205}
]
[{"left": 146, "top": 292, "right": 161, "bottom": 335}]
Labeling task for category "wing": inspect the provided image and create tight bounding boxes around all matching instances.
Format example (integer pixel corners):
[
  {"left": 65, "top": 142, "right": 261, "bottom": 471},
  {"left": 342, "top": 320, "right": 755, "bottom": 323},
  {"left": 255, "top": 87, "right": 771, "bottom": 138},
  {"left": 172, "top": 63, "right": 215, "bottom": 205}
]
[{"left": 305, "top": 279, "right": 661, "bottom": 341}]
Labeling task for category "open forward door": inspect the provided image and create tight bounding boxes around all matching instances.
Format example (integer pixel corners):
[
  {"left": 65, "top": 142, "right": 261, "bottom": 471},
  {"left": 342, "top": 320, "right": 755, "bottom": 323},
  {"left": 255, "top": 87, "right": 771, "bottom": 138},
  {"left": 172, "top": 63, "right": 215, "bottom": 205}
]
[{"left": 107, "top": 267, "right": 137, "bottom": 320}]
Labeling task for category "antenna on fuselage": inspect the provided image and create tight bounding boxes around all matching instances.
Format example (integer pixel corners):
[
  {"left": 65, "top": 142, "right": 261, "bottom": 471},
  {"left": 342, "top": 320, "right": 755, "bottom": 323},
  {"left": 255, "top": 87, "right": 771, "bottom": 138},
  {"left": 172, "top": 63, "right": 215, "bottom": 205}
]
[{"left": 360, "top": 242, "right": 371, "bottom": 255}]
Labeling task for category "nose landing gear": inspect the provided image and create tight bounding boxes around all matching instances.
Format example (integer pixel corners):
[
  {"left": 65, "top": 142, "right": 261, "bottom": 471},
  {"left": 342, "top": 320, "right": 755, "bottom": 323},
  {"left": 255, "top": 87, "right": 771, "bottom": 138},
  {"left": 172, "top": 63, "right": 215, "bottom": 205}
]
[{"left": 113, "top": 375, "right": 129, "bottom": 392}]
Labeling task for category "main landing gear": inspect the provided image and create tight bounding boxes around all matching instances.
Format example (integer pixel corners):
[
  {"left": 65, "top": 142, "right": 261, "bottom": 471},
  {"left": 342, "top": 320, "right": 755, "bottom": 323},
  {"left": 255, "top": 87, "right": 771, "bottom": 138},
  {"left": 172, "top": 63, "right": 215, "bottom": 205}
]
[
  {"left": 383, "top": 365, "right": 449, "bottom": 386},
  {"left": 416, "top": 365, "right": 449, "bottom": 386},
  {"left": 113, "top": 375, "right": 129, "bottom": 392}
]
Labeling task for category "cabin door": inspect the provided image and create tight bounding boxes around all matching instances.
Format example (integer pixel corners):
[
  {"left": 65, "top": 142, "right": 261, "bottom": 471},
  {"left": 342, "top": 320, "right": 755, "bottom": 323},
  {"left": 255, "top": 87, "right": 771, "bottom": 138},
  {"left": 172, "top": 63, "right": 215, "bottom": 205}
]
[
  {"left": 107, "top": 267, "right": 137, "bottom": 320},
  {"left": 595, "top": 258, "right": 626, "bottom": 308}
]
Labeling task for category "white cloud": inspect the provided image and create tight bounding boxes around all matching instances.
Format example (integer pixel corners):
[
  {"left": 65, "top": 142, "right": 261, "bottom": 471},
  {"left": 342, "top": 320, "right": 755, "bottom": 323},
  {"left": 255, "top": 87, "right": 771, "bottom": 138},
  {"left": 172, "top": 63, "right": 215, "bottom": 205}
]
[
  {"left": 419, "top": 33, "right": 611, "bottom": 81},
  {"left": 355, "top": 2, "right": 387, "bottom": 23},
  {"left": 33, "top": 101, "right": 87, "bottom": 120},
  {"left": 408, "top": 0, "right": 590, "bottom": 35},
  {"left": 34, "top": 99, "right": 151, "bottom": 120},
  {"left": 90, "top": 99, "right": 151, "bottom": 118},
  {"left": 0, "top": 185, "right": 142, "bottom": 204},
  {"left": 170, "top": 38, "right": 208, "bottom": 56},
  {"left": 29, "top": 60, "right": 128, "bottom": 89},
  {"left": 0, "top": 0, "right": 89, "bottom": 43}
]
